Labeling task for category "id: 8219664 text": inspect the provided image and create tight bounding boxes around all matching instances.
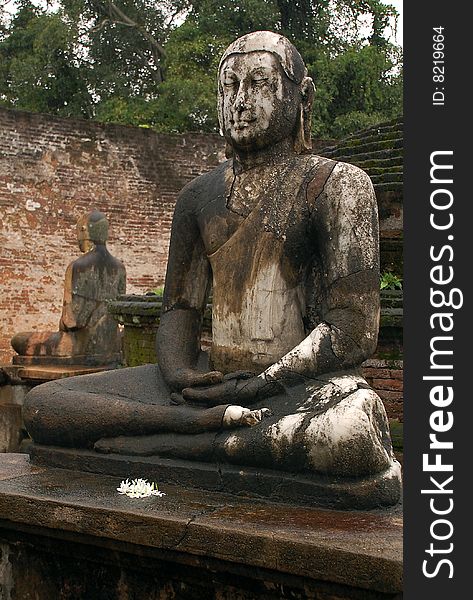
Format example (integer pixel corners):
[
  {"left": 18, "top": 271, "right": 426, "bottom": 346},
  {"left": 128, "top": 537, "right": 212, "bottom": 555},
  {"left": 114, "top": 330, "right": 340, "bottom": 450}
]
[{"left": 432, "top": 26, "right": 445, "bottom": 107}]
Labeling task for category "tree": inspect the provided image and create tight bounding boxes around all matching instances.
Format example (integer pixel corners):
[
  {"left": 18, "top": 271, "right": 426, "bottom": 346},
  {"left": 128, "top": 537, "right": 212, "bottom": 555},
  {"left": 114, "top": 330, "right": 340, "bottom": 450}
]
[
  {"left": 0, "top": 1, "right": 91, "bottom": 116},
  {"left": 0, "top": 0, "right": 402, "bottom": 136},
  {"left": 309, "top": 42, "right": 402, "bottom": 137}
]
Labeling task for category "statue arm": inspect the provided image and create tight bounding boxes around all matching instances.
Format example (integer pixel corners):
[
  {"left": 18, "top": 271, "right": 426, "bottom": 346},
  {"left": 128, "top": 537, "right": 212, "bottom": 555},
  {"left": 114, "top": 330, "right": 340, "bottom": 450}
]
[
  {"left": 59, "top": 263, "right": 90, "bottom": 331},
  {"left": 59, "top": 262, "right": 100, "bottom": 331},
  {"left": 263, "top": 162, "right": 380, "bottom": 382},
  {"left": 157, "top": 185, "right": 222, "bottom": 392}
]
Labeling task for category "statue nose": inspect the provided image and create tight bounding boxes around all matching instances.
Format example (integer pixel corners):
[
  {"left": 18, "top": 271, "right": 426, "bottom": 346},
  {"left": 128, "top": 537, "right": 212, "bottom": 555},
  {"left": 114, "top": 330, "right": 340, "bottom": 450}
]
[{"left": 233, "top": 84, "right": 250, "bottom": 112}]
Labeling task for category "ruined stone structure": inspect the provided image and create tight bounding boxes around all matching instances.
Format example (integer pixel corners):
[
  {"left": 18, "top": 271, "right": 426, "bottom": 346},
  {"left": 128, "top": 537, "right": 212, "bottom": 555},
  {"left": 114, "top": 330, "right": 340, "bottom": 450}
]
[{"left": 0, "top": 107, "right": 224, "bottom": 363}]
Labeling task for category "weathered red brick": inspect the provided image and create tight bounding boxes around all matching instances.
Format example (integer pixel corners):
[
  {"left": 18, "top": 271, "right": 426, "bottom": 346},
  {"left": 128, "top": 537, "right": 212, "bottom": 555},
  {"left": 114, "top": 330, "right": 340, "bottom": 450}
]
[
  {"left": 0, "top": 107, "right": 225, "bottom": 363},
  {"left": 371, "top": 378, "right": 404, "bottom": 391},
  {"left": 376, "top": 390, "right": 403, "bottom": 403}
]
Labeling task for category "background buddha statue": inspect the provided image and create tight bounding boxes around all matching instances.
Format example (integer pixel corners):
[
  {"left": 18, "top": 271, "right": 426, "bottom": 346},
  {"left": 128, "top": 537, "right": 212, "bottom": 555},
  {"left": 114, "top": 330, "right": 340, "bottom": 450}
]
[{"left": 12, "top": 210, "right": 126, "bottom": 366}]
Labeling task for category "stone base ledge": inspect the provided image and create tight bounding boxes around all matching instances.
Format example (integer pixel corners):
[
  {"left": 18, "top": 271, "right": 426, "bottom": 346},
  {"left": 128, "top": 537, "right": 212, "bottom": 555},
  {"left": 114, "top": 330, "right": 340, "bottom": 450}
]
[
  {"left": 11, "top": 353, "right": 121, "bottom": 367},
  {"left": 0, "top": 454, "right": 402, "bottom": 599},
  {"left": 0, "top": 363, "right": 117, "bottom": 384},
  {"left": 30, "top": 444, "right": 402, "bottom": 510}
]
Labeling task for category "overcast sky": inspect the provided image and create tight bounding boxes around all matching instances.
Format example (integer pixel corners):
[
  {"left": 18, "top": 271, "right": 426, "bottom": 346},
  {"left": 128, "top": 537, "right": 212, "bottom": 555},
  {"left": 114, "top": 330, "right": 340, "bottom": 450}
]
[{"left": 384, "top": 0, "right": 403, "bottom": 46}]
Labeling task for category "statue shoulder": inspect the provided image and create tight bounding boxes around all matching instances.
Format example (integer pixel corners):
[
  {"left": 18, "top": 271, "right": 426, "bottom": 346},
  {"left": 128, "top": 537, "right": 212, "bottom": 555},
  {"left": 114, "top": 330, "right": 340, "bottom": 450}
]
[
  {"left": 324, "top": 160, "right": 376, "bottom": 204},
  {"left": 106, "top": 254, "right": 126, "bottom": 275},
  {"left": 69, "top": 249, "right": 125, "bottom": 274},
  {"left": 175, "top": 161, "right": 229, "bottom": 214},
  {"left": 308, "top": 158, "right": 377, "bottom": 222}
]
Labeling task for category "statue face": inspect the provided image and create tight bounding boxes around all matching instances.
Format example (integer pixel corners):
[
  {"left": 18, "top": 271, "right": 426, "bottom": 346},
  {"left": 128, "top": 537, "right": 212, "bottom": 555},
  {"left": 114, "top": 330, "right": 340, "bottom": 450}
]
[
  {"left": 219, "top": 51, "right": 300, "bottom": 152},
  {"left": 76, "top": 217, "right": 93, "bottom": 253}
]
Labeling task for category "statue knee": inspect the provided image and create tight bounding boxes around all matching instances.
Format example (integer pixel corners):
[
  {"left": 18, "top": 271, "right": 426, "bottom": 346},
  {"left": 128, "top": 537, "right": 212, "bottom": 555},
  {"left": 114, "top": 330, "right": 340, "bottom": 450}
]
[
  {"left": 23, "top": 380, "right": 62, "bottom": 438},
  {"left": 11, "top": 331, "right": 61, "bottom": 356},
  {"left": 11, "top": 332, "right": 30, "bottom": 354},
  {"left": 303, "top": 389, "right": 393, "bottom": 477}
]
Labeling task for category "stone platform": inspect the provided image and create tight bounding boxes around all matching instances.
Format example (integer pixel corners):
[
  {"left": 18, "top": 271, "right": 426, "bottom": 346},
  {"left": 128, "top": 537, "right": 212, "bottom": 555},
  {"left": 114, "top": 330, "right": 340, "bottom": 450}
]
[
  {"left": 30, "top": 444, "right": 402, "bottom": 511},
  {"left": 0, "top": 364, "right": 118, "bottom": 451},
  {"left": 0, "top": 454, "right": 402, "bottom": 599},
  {"left": 1, "top": 363, "right": 116, "bottom": 383}
]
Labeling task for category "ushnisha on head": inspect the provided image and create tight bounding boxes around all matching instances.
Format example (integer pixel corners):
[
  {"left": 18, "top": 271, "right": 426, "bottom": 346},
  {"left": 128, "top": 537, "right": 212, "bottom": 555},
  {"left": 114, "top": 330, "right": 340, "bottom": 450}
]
[
  {"left": 76, "top": 210, "right": 109, "bottom": 253},
  {"left": 217, "top": 31, "right": 315, "bottom": 156}
]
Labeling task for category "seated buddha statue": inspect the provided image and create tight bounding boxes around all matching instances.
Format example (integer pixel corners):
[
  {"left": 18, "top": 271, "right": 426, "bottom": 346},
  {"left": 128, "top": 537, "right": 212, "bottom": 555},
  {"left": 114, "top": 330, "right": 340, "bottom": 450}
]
[
  {"left": 11, "top": 210, "right": 126, "bottom": 366},
  {"left": 23, "top": 32, "right": 401, "bottom": 507}
]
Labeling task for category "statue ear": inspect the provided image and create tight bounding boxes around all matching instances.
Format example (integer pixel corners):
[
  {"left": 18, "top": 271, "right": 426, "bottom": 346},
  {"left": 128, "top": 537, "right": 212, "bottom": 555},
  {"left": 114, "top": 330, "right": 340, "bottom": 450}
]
[
  {"left": 294, "top": 77, "right": 315, "bottom": 154},
  {"left": 301, "top": 76, "right": 315, "bottom": 114}
]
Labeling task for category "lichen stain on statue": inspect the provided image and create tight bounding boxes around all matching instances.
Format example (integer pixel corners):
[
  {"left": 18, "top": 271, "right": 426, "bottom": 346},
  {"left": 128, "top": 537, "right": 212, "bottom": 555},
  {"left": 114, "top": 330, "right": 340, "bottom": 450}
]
[
  {"left": 11, "top": 211, "right": 126, "bottom": 366},
  {"left": 23, "top": 31, "right": 401, "bottom": 508}
]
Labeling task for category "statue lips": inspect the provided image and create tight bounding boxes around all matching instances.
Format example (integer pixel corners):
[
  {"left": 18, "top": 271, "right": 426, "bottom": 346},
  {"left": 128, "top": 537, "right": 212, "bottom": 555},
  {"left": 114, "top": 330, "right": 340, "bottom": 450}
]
[{"left": 232, "top": 118, "right": 257, "bottom": 130}]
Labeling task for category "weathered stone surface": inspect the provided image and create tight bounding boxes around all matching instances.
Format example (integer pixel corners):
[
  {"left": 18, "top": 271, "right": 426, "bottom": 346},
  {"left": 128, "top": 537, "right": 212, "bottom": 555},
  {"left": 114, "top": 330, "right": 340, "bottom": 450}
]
[
  {"left": 30, "top": 443, "right": 401, "bottom": 510},
  {"left": 0, "top": 406, "right": 23, "bottom": 452},
  {"left": 321, "top": 118, "right": 403, "bottom": 277},
  {"left": 22, "top": 32, "right": 401, "bottom": 509},
  {"left": 3, "top": 364, "right": 116, "bottom": 383},
  {"left": 0, "top": 454, "right": 402, "bottom": 598},
  {"left": 10, "top": 211, "right": 126, "bottom": 366},
  {"left": 108, "top": 293, "right": 163, "bottom": 366},
  {"left": 0, "top": 380, "right": 29, "bottom": 404}
]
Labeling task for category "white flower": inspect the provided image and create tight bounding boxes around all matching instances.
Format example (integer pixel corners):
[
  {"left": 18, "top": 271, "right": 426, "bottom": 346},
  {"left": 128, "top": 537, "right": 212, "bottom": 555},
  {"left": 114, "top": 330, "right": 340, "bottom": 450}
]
[{"left": 117, "top": 478, "right": 166, "bottom": 498}]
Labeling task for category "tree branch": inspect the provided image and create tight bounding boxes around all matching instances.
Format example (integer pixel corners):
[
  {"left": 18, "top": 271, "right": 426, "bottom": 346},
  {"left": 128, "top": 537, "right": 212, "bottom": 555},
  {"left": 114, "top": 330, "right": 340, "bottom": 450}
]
[
  {"left": 88, "top": 0, "right": 165, "bottom": 82},
  {"left": 101, "top": 0, "right": 166, "bottom": 60}
]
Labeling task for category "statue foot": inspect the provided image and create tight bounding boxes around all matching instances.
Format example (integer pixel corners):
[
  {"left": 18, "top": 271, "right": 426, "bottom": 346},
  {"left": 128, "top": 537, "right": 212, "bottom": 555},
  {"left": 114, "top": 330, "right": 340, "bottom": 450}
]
[{"left": 223, "top": 406, "right": 271, "bottom": 428}]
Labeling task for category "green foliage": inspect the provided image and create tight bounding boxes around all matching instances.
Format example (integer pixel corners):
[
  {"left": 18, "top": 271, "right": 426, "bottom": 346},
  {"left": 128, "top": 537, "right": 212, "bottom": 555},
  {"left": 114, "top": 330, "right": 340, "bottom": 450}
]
[
  {"left": 153, "top": 76, "right": 217, "bottom": 133},
  {"left": 380, "top": 272, "right": 403, "bottom": 291},
  {"left": 309, "top": 43, "right": 402, "bottom": 137},
  {"left": 0, "top": 0, "right": 402, "bottom": 136},
  {"left": 94, "top": 96, "right": 159, "bottom": 126},
  {"left": 151, "top": 286, "right": 164, "bottom": 297},
  {"left": 0, "top": 1, "right": 91, "bottom": 116},
  {"left": 330, "top": 111, "right": 386, "bottom": 138}
]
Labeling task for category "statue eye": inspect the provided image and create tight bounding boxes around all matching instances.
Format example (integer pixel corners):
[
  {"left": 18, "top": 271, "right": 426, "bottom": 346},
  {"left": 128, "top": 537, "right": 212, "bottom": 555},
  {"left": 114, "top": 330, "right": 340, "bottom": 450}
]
[
  {"left": 223, "top": 78, "right": 238, "bottom": 88},
  {"left": 252, "top": 77, "right": 268, "bottom": 85}
]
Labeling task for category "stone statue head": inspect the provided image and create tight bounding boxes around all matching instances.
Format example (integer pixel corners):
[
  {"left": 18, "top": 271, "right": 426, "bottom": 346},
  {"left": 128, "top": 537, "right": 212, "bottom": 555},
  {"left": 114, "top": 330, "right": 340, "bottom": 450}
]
[
  {"left": 217, "top": 31, "right": 315, "bottom": 156},
  {"left": 76, "top": 210, "right": 109, "bottom": 252}
]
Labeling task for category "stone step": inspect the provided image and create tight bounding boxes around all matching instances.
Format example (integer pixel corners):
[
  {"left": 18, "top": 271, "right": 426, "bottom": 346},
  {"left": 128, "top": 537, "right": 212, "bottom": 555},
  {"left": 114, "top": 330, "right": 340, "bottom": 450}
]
[
  {"left": 370, "top": 172, "right": 403, "bottom": 185},
  {"left": 322, "top": 118, "right": 402, "bottom": 150},
  {"left": 325, "top": 147, "right": 403, "bottom": 164},
  {"left": 355, "top": 156, "right": 403, "bottom": 170},
  {"left": 364, "top": 159, "right": 404, "bottom": 177},
  {"left": 0, "top": 454, "right": 403, "bottom": 598},
  {"left": 323, "top": 137, "right": 403, "bottom": 159},
  {"left": 374, "top": 182, "right": 403, "bottom": 192}
]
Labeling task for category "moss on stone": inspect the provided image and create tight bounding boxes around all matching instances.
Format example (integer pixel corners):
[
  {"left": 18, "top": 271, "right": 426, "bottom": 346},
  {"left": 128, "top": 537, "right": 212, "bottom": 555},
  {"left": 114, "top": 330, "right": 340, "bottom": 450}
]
[{"left": 389, "top": 419, "right": 403, "bottom": 450}]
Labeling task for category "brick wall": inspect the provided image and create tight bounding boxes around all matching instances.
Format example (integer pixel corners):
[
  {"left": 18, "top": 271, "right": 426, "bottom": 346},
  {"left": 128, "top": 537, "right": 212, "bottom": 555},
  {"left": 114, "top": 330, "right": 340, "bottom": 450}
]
[
  {"left": 0, "top": 108, "right": 225, "bottom": 363},
  {"left": 362, "top": 359, "right": 403, "bottom": 422}
]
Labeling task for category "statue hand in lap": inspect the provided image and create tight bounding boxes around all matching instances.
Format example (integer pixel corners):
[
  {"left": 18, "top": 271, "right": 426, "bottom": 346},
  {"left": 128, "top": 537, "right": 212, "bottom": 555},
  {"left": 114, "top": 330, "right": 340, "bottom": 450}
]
[
  {"left": 172, "top": 368, "right": 224, "bottom": 390},
  {"left": 181, "top": 372, "right": 283, "bottom": 406}
]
